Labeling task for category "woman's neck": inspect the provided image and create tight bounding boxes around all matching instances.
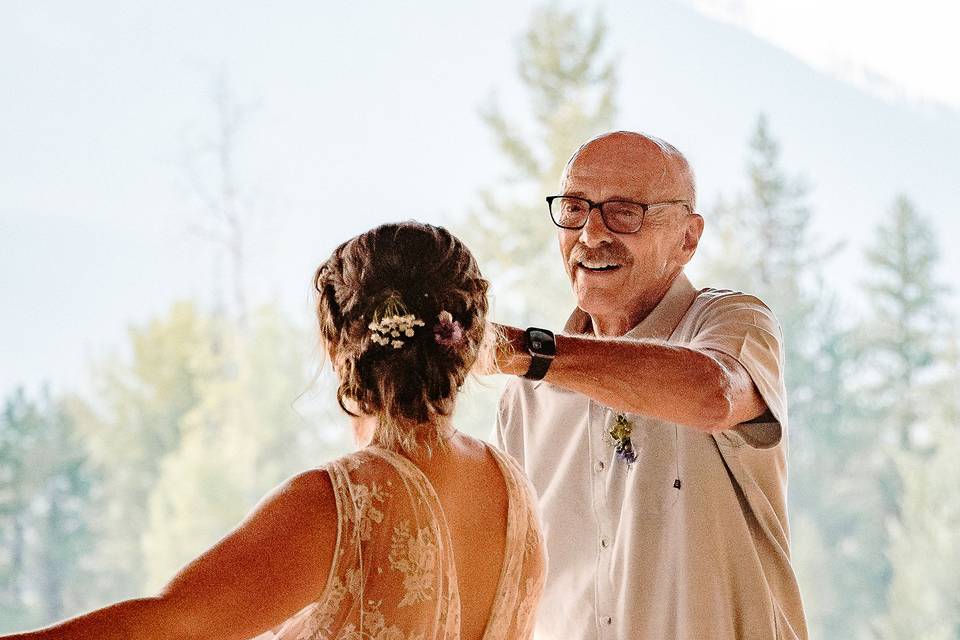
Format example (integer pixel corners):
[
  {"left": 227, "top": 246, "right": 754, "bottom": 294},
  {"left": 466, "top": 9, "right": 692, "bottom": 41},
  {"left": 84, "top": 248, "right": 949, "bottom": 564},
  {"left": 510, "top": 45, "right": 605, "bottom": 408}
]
[{"left": 350, "top": 413, "right": 458, "bottom": 453}]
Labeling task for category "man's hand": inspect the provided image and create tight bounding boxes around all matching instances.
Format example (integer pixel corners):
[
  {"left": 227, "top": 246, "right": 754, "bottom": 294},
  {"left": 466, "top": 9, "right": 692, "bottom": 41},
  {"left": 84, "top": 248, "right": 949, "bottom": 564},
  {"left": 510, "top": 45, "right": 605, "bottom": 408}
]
[{"left": 472, "top": 322, "right": 531, "bottom": 377}]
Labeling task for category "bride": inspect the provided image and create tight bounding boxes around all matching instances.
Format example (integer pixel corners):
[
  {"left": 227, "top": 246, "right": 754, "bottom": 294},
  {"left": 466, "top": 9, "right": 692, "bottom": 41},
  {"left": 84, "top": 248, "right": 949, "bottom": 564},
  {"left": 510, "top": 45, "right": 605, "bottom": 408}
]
[{"left": 4, "top": 221, "right": 546, "bottom": 640}]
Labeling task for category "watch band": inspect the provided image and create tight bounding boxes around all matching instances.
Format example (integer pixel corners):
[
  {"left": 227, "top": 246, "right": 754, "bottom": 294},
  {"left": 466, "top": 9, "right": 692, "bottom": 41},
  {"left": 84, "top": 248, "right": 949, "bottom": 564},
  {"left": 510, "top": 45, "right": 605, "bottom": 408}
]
[
  {"left": 524, "top": 354, "right": 553, "bottom": 381},
  {"left": 522, "top": 327, "right": 556, "bottom": 381}
]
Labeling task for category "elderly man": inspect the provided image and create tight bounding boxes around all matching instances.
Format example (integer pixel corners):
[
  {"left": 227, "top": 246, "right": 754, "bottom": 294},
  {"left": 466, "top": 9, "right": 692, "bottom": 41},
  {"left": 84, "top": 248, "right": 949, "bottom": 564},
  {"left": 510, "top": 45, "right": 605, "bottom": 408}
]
[{"left": 492, "top": 131, "right": 808, "bottom": 639}]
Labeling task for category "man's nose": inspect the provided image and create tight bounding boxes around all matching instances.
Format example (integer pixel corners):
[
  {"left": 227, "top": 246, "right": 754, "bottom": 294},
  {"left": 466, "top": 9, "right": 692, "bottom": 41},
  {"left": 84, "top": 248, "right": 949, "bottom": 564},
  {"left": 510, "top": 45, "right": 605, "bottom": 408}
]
[{"left": 577, "top": 205, "right": 612, "bottom": 247}]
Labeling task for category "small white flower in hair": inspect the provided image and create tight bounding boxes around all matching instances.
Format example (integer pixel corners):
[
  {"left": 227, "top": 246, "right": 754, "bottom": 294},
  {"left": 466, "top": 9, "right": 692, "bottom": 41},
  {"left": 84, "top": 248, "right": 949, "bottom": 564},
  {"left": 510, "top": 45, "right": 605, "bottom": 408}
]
[{"left": 368, "top": 300, "right": 426, "bottom": 350}]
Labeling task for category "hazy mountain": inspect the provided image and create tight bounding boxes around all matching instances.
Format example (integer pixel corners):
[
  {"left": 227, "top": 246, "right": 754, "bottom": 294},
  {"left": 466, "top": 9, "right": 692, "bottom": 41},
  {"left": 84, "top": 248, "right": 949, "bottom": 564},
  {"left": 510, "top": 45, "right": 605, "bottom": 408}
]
[{"left": 2, "top": 0, "right": 957, "bottom": 395}]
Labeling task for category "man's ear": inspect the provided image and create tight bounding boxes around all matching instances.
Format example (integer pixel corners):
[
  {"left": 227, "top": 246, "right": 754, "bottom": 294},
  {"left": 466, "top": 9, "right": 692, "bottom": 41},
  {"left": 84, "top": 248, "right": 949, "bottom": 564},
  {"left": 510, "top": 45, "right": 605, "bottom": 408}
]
[{"left": 677, "top": 213, "right": 704, "bottom": 266}]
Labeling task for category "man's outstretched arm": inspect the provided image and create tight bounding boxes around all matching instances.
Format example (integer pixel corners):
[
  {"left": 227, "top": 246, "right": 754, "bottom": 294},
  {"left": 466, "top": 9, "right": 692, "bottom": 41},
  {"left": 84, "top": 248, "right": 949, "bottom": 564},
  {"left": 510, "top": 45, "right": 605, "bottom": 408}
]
[{"left": 493, "top": 324, "right": 769, "bottom": 433}]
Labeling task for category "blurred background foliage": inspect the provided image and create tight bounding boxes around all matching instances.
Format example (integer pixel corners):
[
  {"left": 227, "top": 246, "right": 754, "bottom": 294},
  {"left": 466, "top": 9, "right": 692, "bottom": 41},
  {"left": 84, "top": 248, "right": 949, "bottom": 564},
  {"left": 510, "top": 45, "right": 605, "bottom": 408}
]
[{"left": 2, "top": 4, "right": 958, "bottom": 638}]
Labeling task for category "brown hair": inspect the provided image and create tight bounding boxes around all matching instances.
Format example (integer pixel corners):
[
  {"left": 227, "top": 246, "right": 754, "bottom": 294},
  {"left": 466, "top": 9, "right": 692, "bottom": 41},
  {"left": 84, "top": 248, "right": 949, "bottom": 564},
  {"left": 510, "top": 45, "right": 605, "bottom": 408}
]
[{"left": 313, "top": 221, "right": 489, "bottom": 453}]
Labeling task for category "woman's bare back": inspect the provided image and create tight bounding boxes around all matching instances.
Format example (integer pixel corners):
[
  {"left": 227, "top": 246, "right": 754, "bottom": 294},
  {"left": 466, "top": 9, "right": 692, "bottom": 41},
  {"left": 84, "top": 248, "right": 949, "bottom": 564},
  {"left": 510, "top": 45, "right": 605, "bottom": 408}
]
[
  {"left": 250, "top": 433, "right": 545, "bottom": 640},
  {"left": 405, "top": 433, "right": 510, "bottom": 640}
]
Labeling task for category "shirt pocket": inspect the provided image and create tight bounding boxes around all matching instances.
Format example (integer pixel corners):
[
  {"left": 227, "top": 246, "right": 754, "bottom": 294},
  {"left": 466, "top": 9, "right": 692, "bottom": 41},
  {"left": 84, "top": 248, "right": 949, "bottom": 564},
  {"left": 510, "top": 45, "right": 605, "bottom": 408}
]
[{"left": 626, "top": 416, "right": 682, "bottom": 519}]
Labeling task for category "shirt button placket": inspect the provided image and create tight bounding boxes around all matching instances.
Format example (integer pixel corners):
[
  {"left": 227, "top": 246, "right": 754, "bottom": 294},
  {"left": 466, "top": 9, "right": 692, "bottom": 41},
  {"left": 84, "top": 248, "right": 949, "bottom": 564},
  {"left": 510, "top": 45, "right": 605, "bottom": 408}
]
[{"left": 594, "top": 405, "right": 616, "bottom": 639}]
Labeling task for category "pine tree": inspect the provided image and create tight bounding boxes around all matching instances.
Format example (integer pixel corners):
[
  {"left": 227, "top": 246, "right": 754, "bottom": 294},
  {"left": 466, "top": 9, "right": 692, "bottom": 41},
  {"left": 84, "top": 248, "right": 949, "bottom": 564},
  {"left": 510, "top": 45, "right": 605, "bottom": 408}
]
[
  {"left": 0, "top": 388, "right": 97, "bottom": 632},
  {"left": 457, "top": 4, "right": 617, "bottom": 330},
  {"left": 878, "top": 429, "right": 960, "bottom": 639},
  {"left": 697, "top": 115, "right": 882, "bottom": 637},
  {"left": 858, "top": 196, "right": 944, "bottom": 533},
  {"left": 454, "top": 4, "right": 618, "bottom": 440},
  {"left": 861, "top": 195, "right": 943, "bottom": 453},
  {"left": 33, "top": 394, "right": 96, "bottom": 623},
  {"left": 0, "top": 389, "right": 39, "bottom": 629},
  {"left": 860, "top": 196, "right": 955, "bottom": 634}
]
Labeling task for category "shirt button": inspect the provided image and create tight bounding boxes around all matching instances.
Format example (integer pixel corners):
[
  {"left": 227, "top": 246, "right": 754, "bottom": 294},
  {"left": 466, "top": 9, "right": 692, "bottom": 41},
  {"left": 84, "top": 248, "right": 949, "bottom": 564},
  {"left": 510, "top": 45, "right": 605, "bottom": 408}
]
[
  {"left": 602, "top": 616, "right": 613, "bottom": 625},
  {"left": 594, "top": 460, "right": 606, "bottom": 472},
  {"left": 600, "top": 537, "right": 610, "bottom": 549}
]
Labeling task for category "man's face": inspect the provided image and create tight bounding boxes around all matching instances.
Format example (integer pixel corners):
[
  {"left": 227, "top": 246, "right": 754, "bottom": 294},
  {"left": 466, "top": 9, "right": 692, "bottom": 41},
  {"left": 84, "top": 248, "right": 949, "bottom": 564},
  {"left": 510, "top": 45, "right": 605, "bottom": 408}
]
[{"left": 558, "top": 135, "right": 702, "bottom": 331}]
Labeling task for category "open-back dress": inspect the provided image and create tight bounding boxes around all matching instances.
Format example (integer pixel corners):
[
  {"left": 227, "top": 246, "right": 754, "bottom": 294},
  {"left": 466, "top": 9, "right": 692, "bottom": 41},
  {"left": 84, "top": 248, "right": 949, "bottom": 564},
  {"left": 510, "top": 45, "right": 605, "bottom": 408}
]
[{"left": 250, "top": 442, "right": 546, "bottom": 640}]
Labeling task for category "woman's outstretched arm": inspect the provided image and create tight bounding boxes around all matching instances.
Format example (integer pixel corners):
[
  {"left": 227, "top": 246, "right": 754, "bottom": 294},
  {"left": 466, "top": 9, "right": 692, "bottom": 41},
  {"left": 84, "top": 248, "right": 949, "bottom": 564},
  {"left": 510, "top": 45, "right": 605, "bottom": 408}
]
[{"left": 1, "top": 468, "right": 338, "bottom": 640}]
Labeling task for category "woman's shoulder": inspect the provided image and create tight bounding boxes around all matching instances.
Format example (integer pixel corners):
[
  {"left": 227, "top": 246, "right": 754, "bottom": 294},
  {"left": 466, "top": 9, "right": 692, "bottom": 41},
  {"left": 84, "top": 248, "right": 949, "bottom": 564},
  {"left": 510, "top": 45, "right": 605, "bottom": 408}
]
[
  {"left": 321, "top": 447, "right": 420, "bottom": 496},
  {"left": 271, "top": 455, "right": 387, "bottom": 521},
  {"left": 324, "top": 447, "right": 395, "bottom": 474},
  {"left": 270, "top": 467, "right": 337, "bottom": 517}
]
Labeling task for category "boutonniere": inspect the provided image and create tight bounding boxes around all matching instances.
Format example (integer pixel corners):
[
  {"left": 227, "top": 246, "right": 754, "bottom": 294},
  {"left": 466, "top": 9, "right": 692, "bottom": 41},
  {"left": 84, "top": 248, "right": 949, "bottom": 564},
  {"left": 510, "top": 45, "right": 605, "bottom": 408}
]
[{"left": 606, "top": 413, "right": 638, "bottom": 466}]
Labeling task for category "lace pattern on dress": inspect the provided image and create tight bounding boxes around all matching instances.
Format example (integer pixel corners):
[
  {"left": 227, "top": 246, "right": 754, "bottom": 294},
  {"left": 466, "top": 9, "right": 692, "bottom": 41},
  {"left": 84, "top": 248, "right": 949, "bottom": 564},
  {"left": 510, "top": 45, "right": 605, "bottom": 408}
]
[{"left": 248, "top": 444, "right": 545, "bottom": 640}]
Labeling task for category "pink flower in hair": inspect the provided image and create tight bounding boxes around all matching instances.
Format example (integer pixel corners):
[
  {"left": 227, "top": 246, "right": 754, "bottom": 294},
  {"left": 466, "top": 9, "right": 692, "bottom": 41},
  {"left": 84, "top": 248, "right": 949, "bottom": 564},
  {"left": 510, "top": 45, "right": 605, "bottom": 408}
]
[{"left": 433, "top": 310, "right": 464, "bottom": 347}]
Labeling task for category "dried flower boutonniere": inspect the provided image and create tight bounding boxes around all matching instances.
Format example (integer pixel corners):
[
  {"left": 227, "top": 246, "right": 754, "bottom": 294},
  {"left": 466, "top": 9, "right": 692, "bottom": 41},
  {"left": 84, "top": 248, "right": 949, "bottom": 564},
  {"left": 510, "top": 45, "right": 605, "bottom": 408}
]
[{"left": 605, "top": 413, "right": 638, "bottom": 467}]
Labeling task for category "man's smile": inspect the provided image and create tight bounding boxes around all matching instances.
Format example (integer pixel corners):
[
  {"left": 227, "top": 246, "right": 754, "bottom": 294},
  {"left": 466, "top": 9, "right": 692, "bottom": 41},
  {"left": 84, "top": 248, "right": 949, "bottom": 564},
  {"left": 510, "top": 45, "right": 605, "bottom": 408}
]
[{"left": 578, "top": 259, "right": 623, "bottom": 273}]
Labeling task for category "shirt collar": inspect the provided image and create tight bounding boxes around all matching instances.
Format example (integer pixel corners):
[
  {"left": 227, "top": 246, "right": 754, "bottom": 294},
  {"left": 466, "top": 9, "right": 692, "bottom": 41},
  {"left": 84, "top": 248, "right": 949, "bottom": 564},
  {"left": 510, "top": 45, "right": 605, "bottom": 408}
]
[{"left": 562, "top": 272, "right": 698, "bottom": 341}]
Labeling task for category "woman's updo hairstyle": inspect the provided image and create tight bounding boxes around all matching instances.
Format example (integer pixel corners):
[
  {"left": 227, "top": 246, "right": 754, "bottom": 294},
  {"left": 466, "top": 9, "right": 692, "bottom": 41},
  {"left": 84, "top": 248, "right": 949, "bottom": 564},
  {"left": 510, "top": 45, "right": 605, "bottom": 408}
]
[{"left": 314, "top": 221, "right": 489, "bottom": 454}]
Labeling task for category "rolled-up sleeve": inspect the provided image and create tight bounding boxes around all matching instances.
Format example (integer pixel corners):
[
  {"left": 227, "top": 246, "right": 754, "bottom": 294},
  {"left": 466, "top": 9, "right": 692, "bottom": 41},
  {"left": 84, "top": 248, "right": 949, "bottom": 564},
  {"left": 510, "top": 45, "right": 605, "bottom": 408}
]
[{"left": 688, "top": 294, "right": 787, "bottom": 449}]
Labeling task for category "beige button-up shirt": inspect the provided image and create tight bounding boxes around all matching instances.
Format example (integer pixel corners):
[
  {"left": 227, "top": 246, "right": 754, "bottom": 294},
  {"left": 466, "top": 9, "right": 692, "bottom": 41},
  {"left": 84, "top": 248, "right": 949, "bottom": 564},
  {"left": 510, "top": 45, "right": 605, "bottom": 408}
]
[{"left": 494, "top": 273, "right": 808, "bottom": 640}]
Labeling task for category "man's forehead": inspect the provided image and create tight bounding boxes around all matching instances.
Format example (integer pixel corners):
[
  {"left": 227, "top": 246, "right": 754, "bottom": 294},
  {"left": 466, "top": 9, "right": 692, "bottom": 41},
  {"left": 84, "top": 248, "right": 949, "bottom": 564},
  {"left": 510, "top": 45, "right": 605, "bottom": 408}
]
[{"left": 561, "top": 133, "right": 689, "bottom": 196}]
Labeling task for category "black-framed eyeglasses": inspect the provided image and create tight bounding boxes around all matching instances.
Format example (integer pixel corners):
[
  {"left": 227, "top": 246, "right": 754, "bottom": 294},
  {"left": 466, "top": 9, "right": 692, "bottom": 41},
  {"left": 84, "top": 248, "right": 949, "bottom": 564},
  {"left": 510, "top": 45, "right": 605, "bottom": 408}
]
[{"left": 546, "top": 195, "right": 692, "bottom": 234}]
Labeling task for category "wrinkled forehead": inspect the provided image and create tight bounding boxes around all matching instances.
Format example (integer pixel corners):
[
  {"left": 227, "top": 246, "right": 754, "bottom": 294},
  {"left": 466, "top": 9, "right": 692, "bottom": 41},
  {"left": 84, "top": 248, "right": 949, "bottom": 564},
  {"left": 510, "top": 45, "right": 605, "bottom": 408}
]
[{"left": 561, "top": 133, "right": 689, "bottom": 198}]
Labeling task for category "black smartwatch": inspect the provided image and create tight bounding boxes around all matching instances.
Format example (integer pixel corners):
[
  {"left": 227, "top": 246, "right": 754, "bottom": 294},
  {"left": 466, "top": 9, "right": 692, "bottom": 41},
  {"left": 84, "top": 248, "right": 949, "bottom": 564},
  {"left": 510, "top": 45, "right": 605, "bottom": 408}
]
[{"left": 522, "top": 327, "right": 556, "bottom": 381}]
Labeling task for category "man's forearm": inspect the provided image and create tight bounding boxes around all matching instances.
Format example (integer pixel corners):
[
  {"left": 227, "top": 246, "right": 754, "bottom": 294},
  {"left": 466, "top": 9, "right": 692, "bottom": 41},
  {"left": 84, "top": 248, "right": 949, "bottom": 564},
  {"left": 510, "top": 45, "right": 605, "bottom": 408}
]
[{"left": 496, "top": 324, "right": 735, "bottom": 431}]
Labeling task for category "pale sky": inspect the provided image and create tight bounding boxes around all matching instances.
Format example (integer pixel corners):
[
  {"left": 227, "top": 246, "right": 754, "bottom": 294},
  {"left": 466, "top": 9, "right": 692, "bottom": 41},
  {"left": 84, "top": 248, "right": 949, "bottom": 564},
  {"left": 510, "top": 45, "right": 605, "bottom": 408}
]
[
  {"left": 690, "top": 0, "right": 960, "bottom": 109},
  {"left": 2, "top": 0, "right": 958, "bottom": 398}
]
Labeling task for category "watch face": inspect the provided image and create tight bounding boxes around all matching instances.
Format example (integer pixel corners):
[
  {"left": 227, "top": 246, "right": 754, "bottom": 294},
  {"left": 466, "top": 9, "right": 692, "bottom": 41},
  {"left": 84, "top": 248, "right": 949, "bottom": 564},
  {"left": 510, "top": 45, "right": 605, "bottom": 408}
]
[{"left": 527, "top": 328, "right": 557, "bottom": 356}]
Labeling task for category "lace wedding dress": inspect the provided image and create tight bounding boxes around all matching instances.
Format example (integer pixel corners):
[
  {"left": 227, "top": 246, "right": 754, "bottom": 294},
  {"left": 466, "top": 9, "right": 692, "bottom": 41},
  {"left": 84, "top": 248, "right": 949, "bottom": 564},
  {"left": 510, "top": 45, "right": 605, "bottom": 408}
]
[{"left": 249, "top": 443, "right": 546, "bottom": 640}]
